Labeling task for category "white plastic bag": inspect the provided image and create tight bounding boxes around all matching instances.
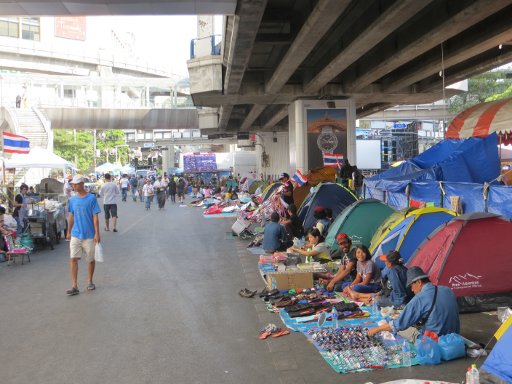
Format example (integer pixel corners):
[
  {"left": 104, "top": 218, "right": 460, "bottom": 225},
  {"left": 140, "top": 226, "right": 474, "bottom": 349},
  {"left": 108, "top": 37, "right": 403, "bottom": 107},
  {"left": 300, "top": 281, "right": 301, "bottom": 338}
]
[{"left": 95, "top": 242, "right": 104, "bottom": 263}]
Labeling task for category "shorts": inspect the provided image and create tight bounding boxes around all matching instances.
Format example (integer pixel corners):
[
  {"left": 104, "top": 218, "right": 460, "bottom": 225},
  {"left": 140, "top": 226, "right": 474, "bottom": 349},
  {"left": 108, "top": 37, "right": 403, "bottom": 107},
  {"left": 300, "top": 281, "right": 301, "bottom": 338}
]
[
  {"left": 177, "top": 191, "right": 184, "bottom": 197},
  {"left": 104, "top": 204, "right": 118, "bottom": 219},
  {"left": 70, "top": 237, "right": 95, "bottom": 262}
]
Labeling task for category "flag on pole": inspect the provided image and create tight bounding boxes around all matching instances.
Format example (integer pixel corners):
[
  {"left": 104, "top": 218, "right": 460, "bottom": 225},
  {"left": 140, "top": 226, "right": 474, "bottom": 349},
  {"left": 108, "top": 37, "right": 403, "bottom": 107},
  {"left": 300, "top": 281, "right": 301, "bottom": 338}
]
[
  {"left": 292, "top": 170, "right": 308, "bottom": 186},
  {"left": 3, "top": 132, "right": 30, "bottom": 154},
  {"left": 323, "top": 153, "right": 344, "bottom": 168}
]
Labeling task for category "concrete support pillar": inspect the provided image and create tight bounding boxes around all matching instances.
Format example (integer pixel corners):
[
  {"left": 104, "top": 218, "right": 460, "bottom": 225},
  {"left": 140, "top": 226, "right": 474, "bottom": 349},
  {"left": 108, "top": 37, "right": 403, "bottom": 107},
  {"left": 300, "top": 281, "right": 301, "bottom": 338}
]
[
  {"left": 145, "top": 86, "right": 150, "bottom": 107},
  {"left": 196, "top": 15, "right": 215, "bottom": 58},
  {"left": 288, "top": 99, "right": 356, "bottom": 173},
  {"left": 161, "top": 146, "right": 171, "bottom": 173},
  {"left": 168, "top": 144, "right": 176, "bottom": 168}
]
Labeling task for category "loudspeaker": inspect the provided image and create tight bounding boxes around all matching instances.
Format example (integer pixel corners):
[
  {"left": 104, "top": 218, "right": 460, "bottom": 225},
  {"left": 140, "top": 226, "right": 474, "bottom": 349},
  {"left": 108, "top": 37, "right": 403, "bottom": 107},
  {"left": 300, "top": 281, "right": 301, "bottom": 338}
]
[{"left": 237, "top": 132, "right": 249, "bottom": 140}]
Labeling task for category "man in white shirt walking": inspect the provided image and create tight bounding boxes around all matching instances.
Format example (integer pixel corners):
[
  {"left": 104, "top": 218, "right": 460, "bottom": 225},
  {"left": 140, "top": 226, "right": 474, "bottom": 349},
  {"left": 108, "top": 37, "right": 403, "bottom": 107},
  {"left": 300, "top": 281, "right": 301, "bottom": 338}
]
[
  {"left": 99, "top": 173, "right": 120, "bottom": 232},
  {"left": 119, "top": 174, "right": 130, "bottom": 202},
  {"left": 153, "top": 176, "right": 168, "bottom": 210}
]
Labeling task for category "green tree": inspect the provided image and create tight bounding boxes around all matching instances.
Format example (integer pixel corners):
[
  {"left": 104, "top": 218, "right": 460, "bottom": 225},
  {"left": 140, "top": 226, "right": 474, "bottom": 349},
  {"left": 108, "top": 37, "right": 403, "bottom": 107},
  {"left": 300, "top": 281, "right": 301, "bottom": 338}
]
[
  {"left": 53, "top": 129, "right": 94, "bottom": 173},
  {"left": 96, "top": 130, "right": 128, "bottom": 165},
  {"left": 449, "top": 70, "right": 512, "bottom": 114}
]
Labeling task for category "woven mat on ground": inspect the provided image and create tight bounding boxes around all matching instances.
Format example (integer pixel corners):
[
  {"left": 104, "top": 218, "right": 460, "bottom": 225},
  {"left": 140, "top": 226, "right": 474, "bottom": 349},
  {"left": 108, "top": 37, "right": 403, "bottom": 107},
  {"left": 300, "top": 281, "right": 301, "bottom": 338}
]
[{"left": 246, "top": 246, "right": 267, "bottom": 255}]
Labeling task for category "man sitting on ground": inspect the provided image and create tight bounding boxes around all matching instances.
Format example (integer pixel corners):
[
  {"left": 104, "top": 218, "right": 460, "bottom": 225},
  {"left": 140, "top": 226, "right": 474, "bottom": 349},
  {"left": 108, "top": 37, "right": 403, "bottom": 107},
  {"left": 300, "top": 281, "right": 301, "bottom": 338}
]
[
  {"left": 262, "top": 212, "right": 286, "bottom": 253},
  {"left": 368, "top": 266, "right": 460, "bottom": 342},
  {"left": 325, "top": 233, "right": 357, "bottom": 291}
]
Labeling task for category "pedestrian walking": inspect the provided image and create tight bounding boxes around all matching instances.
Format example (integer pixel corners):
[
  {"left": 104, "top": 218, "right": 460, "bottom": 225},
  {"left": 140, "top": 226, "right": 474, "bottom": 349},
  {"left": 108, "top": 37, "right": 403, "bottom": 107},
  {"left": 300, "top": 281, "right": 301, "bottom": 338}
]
[
  {"left": 65, "top": 175, "right": 101, "bottom": 296},
  {"left": 119, "top": 174, "right": 130, "bottom": 202},
  {"left": 129, "top": 174, "right": 138, "bottom": 202},
  {"left": 176, "top": 177, "right": 186, "bottom": 204},
  {"left": 136, "top": 175, "right": 144, "bottom": 202},
  {"left": 142, "top": 179, "right": 154, "bottom": 210},
  {"left": 153, "top": 176, "right": 168, "bottom": 210},
  {"left": 168, "top": 177, "right": 177, "bottom": 203},
  {"left": 13, "top": 183, "right": 29, "bottom": 237},
  {"left": 99, "top": 173, "right": 119, "bottom": 232}
]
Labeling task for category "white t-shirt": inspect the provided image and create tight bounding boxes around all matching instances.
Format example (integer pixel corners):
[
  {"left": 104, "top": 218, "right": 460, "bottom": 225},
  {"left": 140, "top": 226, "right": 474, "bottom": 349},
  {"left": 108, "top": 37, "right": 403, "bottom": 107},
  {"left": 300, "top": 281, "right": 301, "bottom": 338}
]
[
  {"left": 100, "top": 182, "right": 119, "bottom": 204},
  {"left": 120, "top": 177, "right": 130, "bottom": 188},
  {"left": 142, "top": 184, "right": 154, "bottom": 197}
]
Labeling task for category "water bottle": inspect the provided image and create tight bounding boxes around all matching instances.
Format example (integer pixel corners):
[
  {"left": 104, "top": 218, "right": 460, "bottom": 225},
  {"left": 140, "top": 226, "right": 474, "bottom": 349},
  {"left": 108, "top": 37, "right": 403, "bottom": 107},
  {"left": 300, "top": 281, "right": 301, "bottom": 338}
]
[
  {"left": 466, "top": 367, "right": 473, "bottom": 384},
  {"left": 471, "top": 364, "right": 479, "bottom": 384},
  {"left": 401, "top": 341, "right": 411, "bottom": 367},
  {"left": 371, "top": 294, "right": 378, "bottom": 316},
  {"left": 331, "top": 306, "right": 338, "bottom": 329}
]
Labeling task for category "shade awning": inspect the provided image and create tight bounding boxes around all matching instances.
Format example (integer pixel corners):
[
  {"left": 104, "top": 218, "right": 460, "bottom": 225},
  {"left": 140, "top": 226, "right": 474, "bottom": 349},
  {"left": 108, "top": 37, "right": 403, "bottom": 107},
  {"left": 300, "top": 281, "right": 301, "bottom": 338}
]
[
  {"left": 446, "top": 97, "right": 512, "bottom": 144},
  {"left": 3, "top": 148, "right": 75, "bottom": 168}
]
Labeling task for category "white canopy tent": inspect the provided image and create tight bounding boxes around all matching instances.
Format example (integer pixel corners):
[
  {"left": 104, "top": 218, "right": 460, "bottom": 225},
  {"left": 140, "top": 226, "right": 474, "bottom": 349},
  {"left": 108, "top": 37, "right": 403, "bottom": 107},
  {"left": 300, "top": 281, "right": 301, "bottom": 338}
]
[{"left": 2, "top": 148, "right": 76, "bottom": 186}]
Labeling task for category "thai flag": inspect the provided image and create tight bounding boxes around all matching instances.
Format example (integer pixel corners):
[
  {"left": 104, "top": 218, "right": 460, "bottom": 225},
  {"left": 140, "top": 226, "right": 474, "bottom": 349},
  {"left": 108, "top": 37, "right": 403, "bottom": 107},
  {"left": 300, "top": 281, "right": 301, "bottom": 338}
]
[
  {"left": 323, "top": 153, "right": 344, "bottom": 168},
  {"left": 292, "top": 170, "right": 308, "bottom": 186},
  {"left": 3, "top": 132, "right": 30, "bottom": 154}
]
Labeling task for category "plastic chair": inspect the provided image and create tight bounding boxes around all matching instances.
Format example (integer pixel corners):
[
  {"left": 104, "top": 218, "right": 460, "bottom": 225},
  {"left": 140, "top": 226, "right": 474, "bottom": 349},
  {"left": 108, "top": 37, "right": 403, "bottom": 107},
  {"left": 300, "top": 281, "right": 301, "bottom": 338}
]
[{"left": 4, "top": 234, "right": 30, "bottom": 265}]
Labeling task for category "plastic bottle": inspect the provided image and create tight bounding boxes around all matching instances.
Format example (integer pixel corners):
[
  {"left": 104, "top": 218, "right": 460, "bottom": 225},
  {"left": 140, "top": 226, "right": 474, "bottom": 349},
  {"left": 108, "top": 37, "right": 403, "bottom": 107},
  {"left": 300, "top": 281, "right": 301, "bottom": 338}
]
[
  {"left": 401, "top": 341, "right": 411, "bottom": 367},
  {"left": 466, "top": 367, "right": 473, "bottom": 384},
  {"left": 331, "top": 306, "right": 338, "bottom": 329},
  {"left": 471, "top": 364, "right": 479, "bottom": 384},
  {"left": 371, "top": 294, "right": 378, "bottom": 316}
]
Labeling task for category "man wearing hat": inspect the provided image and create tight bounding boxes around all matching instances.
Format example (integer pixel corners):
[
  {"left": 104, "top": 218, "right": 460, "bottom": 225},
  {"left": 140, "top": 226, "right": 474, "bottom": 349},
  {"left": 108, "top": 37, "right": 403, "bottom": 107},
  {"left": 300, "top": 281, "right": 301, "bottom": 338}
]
[
  {"left": 326, "top": 233, "right": 357, "bottom": 291},
  {"left": 66, "top": 175, "right": 102, "bottom": 296},
  {"left": 368, "top": 266, "right": 460, "bottom": 342}
]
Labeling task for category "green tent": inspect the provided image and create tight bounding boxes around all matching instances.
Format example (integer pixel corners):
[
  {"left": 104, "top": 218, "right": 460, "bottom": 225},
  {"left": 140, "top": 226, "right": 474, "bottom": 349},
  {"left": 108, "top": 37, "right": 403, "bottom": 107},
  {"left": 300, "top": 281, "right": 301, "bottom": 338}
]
[{"left": 325, "top": 199, "right": 395, "bottom": 252}]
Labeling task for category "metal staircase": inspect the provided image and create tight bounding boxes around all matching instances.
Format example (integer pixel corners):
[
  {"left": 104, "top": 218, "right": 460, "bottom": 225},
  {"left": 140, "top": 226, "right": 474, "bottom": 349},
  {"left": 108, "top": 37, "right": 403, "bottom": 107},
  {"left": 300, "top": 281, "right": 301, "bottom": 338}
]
[{"left": 2, "top": 107, "right": 51, "bottom": 186}]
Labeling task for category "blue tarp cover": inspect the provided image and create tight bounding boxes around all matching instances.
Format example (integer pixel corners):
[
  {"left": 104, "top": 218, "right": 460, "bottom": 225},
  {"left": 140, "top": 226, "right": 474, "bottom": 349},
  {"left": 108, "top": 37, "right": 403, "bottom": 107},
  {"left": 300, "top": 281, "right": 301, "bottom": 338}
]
[{"left": 365, "top": 134, "right": 500, "bottom": 193}]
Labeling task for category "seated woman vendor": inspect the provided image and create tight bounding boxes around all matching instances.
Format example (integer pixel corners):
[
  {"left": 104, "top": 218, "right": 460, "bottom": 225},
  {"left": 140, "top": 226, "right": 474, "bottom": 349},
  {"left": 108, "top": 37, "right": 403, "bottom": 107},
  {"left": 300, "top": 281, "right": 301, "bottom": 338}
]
[
  {"left": 343, "top": 245, "right": 381, "bottom": 295},
  {"left": 350, "top": 250, "right": 411, "bottom": 308},
  {"left": 288, "top": 228, "right": 331, "bottom": 264}
]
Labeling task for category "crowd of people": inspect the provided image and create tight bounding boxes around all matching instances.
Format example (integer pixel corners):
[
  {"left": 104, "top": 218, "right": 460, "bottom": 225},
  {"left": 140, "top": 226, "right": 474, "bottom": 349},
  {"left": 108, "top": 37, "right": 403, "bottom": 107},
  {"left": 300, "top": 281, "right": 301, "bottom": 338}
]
[{"left": 259, "top": 171, "right": 460, "bottom": 343}]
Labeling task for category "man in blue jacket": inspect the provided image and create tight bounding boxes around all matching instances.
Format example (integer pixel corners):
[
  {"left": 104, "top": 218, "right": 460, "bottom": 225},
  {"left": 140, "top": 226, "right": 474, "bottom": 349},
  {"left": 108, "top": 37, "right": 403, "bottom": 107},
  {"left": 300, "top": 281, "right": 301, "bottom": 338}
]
[{"left": 368, "top": 266, "right": 460, "bottom": 342}]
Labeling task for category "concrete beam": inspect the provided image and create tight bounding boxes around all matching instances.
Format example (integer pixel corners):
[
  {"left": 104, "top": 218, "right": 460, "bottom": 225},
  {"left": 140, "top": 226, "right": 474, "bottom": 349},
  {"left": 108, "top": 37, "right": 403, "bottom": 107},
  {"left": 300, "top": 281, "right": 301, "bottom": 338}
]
[
  {"left": 384, "top": 9, "right": 512, "bottom": 92},
  {"left": 349, "top": 0, "right": 512, "bottom": 92},
  {"left": 261, "top": 106, "right": 288, "bottom": 132},
  {"left": 304, "top": 0, "right": 432, "bottom": 94},
  {"left": 219, "top": 0, "right": 267, "bottom": 129}
]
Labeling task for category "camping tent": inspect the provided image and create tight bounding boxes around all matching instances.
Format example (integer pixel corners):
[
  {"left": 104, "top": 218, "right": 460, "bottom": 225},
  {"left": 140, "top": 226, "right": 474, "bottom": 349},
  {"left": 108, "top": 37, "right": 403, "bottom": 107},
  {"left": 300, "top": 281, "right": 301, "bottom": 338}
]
[
  {"left": 369, "top": 207, "right": 417, "bottom": 254},
  {"left": 121, "top": 164, "right": 135, "bottom": 174},
  {"left": 371, "top": 207, "right": 456, "bottom": 267},
  {"left": 325, "top": 199, "right": 395, "bottom": 251},
  {"left": 481, "top": 315, "right": 512, "bottom": 383},
  {"left": 298, "top": 182, "right": 357, "bottom": 230},
  {"left": 407, "top": 212, "right": 512, "bottom": 312},
  {"left": 260, "top": 182, "right": 282, "bottom": 201},
  {"left": 249, "top": 180, "right": 266, "bottom": 194}
]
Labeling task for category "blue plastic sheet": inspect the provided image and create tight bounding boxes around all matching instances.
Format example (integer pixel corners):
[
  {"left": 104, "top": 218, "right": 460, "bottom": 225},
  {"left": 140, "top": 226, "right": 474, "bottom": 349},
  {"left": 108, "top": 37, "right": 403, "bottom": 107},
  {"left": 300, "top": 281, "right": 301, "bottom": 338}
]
[
  {"left": 409, "top": 181, "right": 442, "bottom": 207},
  {"left": 386, "top": 192, "right": 408, "bottom": 210},
  {"left": 442, "top": 182, "right": 486, "bottom": 213},
  {"left": 487, "top": 185, "right": 512, "bottom": 219}
]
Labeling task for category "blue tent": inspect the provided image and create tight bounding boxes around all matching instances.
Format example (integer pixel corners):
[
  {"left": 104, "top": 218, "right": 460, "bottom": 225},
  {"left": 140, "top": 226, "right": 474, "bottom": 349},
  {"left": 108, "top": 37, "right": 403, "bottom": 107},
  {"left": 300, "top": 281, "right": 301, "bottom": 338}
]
[
  {"left": 372, "top": 207, "right": 456, "bottom": 268},
  {"left": 365, "top": 134, "right": 500, "bottom": 193},
  {"left": 298, "top": 183, "right": 357, "bottom": 230},
  {"left": 482, "top": 320, "right": 512, "bottom": 383}
]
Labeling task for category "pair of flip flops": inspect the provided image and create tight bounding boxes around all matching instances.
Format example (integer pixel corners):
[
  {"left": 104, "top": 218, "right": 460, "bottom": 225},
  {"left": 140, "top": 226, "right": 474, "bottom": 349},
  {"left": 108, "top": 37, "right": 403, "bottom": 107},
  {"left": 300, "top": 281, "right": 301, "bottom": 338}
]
[
  {"left": 258, "top": 323, "right": 290, "bottom": 340},
  {"left": 239, "top": 288, "right": 257, "bottom": 298}
]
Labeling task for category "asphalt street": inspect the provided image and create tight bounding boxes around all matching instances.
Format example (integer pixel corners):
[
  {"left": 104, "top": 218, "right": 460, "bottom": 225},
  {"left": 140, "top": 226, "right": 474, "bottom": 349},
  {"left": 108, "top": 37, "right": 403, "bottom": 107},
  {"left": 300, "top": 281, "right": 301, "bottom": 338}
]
[{"left": 0, "top": 196, "right": 500, "bottom": 384}]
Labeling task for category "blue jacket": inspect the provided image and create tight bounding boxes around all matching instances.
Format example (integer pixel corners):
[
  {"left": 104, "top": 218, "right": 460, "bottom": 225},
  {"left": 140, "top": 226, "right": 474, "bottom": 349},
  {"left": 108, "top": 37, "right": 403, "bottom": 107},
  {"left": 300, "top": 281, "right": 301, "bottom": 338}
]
[
  {"left": 262, "top": 222, "right": 285, "bottom": 252},
  {"left": 390, "top": 283, "right": 460, "bottom": 336},
  {"left": 387, "top": 265, "right": 412, "bottom": 307}
]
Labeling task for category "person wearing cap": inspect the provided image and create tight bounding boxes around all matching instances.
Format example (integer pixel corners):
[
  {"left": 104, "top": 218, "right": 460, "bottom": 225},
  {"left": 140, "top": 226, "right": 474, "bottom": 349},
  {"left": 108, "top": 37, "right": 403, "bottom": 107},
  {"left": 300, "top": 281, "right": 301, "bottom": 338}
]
[
  {"left": 350, "top": 250, "right": 411, "bottom": 308},
  {"left": 368, "top": 266, "right": 460, "bottom": 342},
  {"left": 142, "top": 179, "right": 155, "bottom": 210},
  {"left": 326, "top": 234, "right": 357, "bottom": 291},
  {"left": 63, "top": 174, "right": 74, "bottom": 199},
  {"left": 66, "top": 175, "right": 101, "bottom": 296}
]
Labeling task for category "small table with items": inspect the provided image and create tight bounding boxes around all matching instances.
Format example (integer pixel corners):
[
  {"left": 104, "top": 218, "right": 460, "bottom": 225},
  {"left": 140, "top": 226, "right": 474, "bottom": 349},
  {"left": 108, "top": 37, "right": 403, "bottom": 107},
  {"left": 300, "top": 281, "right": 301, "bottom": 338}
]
[{"left": 26, "top": 202, "right": 66, "bottom": 250}]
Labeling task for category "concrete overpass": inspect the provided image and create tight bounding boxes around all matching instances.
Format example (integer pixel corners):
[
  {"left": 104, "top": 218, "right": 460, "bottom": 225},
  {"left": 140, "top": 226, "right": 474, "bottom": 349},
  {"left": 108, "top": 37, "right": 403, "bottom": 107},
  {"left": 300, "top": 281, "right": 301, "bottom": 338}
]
[{"left": 187, "top": 0, "right": 512, "bottom": 133}]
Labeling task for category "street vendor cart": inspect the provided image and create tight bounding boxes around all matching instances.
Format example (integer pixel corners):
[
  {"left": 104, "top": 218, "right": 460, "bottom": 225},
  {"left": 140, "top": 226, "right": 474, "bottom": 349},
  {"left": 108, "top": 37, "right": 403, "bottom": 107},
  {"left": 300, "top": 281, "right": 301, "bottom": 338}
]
[{"left": 26, "top": 203, "right": 66, "bottom": 249}]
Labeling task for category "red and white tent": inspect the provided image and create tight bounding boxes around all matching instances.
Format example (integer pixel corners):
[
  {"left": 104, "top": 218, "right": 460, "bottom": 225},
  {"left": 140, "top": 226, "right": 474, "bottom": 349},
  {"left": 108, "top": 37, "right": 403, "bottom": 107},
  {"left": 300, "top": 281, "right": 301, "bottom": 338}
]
[{"left": 445, "top": 97, "right": 512, "bottom": 145}]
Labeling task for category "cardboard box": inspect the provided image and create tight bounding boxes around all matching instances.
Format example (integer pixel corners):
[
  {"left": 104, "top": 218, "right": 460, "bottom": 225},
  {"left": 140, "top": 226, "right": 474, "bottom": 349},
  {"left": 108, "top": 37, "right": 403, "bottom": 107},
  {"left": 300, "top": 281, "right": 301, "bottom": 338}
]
[{"left": 266, "top": 271, "right": 313, "bottom": 290}]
